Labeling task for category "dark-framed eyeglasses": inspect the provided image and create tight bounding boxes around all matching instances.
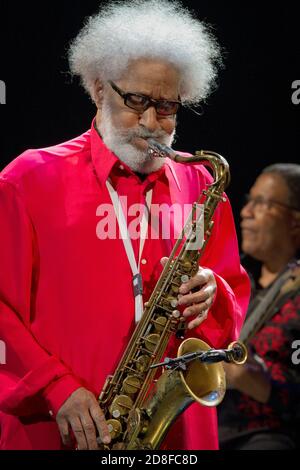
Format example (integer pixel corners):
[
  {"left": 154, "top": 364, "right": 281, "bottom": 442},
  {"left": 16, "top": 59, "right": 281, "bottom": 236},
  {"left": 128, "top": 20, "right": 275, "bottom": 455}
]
[
  {"left": 108, "top": 80, "right": 181, "bottom": 116},
  {"left": 244, "top": 194, "right": 300, "bottom": 212}
]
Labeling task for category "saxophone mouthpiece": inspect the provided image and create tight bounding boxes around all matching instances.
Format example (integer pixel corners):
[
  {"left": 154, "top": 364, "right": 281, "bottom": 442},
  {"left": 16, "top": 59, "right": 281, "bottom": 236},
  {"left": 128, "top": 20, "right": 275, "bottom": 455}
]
[{"left": 147, "top": 139, "right": 177, "bottom": 160}]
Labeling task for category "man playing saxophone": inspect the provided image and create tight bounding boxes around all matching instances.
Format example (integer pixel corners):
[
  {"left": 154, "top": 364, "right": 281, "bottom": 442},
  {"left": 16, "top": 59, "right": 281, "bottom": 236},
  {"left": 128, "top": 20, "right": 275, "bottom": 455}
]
[{"left": 0, "top": 0, "right": 250, "bottom": 450}]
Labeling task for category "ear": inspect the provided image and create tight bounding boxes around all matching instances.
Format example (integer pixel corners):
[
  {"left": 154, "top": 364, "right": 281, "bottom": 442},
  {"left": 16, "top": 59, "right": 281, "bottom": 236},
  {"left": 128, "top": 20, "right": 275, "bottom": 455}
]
[{"left": 91, "top": 79, "right": 104, "bottom": 109}]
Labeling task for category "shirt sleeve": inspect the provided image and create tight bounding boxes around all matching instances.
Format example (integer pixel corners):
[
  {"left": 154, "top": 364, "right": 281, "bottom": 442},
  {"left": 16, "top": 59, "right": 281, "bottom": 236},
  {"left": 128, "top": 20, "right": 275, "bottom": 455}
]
[
  {"left": 0, "top": 180, "right": 82, "bottom": 417},
  {"left": 195, "top": 195, "right": 251, "bottom": 348}
]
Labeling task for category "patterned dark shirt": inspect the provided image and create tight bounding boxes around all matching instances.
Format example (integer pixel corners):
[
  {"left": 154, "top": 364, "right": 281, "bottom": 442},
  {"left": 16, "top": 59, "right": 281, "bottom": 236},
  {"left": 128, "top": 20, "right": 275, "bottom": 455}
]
[{"left": 218, "top": 258, "right": 300, "bottom": 445}]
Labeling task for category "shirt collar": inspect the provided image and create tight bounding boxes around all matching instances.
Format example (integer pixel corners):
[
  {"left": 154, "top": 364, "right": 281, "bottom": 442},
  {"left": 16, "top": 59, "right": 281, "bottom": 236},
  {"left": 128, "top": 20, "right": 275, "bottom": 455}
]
[
  {"left": 90, "top": 118, "right": 181, "bottom": 192},
  {"left": 164, "top": 160, "right": 182, "bottom": 192},
  {"left": 91, "top": 119, "right": 119, "bottom": 187}
]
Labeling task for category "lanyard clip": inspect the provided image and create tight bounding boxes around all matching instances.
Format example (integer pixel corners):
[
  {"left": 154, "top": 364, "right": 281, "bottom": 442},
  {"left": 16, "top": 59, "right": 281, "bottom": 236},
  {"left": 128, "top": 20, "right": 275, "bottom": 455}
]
[{"left": 133, "top": 273, "right": 143, "bottom": 298}]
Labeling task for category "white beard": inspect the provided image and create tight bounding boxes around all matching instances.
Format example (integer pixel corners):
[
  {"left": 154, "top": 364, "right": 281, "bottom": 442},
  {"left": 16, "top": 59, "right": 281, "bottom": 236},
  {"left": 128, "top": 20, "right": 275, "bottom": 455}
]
[{"left": 98, "top": 101, "right": 176, "bottom": 174}]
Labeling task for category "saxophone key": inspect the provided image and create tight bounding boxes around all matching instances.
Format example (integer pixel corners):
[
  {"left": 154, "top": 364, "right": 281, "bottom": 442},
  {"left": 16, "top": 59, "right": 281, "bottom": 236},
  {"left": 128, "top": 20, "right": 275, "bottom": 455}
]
[
  {"left": 122, "top": 375, "right": 142, "bottom": 395},
  {"left": 98, "top": 375, "right": 113, "bottom": 401},
  {"left": 123, "top": 364, "right": 140, "bottom": 374},
  {"left": 152, "top": 316, "right": 167, "bottom": 332},
  {"left": 135, "top": 355, "right": 150, "bottom": 372},
  {"left": 172, "top": 310, "right": 181, "bottom": 319},
  {"left": 109, "top": 395, "right": 133, "bottom": 417},
  {"left": 156, "top": 304, "right": 173, "bottom": 314},
  {"left": 168, "top": 297, "right": 178, "bottom": 308},
  {"left": 137, "top": 345, "right": 156, "bottom": 356},
  {"left": 126, "top": 408, "right": 142, "bottom": 445},
  {"left": 171, "top": 284, "right": 179, "bottom": 294},
  {"left": 106, "top": 419, "right": 122, "bottom": 440},
  {"left": 144, "top": 333, "right": 160, "bottom": 352}
]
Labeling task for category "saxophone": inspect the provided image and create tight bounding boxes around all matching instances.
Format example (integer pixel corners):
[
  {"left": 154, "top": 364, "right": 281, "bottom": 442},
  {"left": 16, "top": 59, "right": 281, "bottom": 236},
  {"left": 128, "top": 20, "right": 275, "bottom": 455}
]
[{"left": 98, "top": 140, "right": 247, "bottom": 450}]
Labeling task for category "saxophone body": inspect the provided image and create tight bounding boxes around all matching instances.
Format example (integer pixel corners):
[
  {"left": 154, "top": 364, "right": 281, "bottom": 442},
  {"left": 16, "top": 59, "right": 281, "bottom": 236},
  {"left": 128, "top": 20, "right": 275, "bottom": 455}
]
[{"left": 99, "top": 141, "right": 246, "bottom": 450}]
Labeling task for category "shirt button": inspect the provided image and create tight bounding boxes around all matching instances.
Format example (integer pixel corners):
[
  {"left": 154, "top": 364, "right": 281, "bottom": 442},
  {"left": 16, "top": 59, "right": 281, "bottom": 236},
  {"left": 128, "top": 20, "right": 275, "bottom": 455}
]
[{"left": 141, "top": 259, "right": 147, "bottom": 265}]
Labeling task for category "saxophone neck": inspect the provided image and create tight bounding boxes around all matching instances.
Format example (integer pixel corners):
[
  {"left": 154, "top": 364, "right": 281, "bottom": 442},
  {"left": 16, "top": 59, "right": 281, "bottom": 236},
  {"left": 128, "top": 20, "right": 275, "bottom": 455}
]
[{"left": 147, "top": 139, "right": 231, "bottom": 190}]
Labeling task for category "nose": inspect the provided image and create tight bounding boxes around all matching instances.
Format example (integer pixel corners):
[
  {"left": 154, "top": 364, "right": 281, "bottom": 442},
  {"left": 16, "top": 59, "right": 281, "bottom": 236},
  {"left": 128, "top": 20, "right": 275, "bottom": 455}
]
[
  {"left": 139, "top": 106, "right": 160, "bottom": 133},
  {"left": 240, "top": 199, "right": 254, "bottom": 219}
]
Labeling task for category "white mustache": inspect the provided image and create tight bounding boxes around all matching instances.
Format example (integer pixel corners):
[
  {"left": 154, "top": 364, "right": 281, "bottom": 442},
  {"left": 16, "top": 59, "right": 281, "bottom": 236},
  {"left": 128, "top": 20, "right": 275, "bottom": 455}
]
[{"left": 119, "top": 127, "right": 168, "bottom": 142}]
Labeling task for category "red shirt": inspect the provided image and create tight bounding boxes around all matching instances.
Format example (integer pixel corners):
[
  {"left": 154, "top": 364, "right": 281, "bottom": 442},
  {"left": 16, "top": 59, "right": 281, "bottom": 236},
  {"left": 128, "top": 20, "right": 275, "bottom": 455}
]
[{"left": 0, "top": 122, "right": 250, "bottom": 450}]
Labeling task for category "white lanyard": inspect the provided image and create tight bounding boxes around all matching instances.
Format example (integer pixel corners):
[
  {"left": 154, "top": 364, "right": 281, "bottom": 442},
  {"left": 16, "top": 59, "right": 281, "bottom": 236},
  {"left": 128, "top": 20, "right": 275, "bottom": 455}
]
[{"left": 106, "top": 180, "right": 153, "bottom": 323}]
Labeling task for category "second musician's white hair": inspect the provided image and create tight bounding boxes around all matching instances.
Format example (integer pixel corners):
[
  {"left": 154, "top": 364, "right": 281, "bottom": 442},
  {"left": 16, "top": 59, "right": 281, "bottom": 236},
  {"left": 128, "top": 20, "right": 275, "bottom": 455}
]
[{"left": 69, "top": 0, "right": 223, "bottom": 105}]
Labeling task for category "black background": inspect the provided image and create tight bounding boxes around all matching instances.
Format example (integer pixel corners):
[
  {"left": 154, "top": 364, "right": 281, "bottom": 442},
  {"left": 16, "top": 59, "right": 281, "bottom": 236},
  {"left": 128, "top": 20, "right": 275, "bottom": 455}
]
[{"left": 0, "top": 0, "right": 299, "bottom": 225}]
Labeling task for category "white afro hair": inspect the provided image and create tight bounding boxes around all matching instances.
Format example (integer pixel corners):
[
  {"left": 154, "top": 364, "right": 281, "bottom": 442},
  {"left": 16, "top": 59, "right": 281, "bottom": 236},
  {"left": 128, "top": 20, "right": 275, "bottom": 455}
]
[{"left": 69, "top": 0, "right": 223, "bottom": 105}]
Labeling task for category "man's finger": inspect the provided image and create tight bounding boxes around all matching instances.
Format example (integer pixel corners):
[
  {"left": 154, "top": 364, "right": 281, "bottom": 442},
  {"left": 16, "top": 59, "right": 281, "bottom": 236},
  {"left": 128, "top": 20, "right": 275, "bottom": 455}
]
[
  {"left": 57, "top": 418, "right": 72, "bottom": 447},
  {"left": 179, "top": 269, "right": 211, "bottom": 294},
  {"left": 70, "top": 417, "right": 88, "bottom": 451},
  {"left": 187, "top": 309, "right": 209, "bottom": 330},
  {"left": 80, "top": 413, "right": 99, "bottom": 450},
  {"left": 182, "top": 300, "right": 210, "bottom": 319},
  {"left": 90, "top": 405, "right": 111, "bottom": 445},
  {"left": 178, "top": 287, "right": 212, "bottom": 307},
  {"left": 160, "top": 257, "right": 169, "bottom": 267}
]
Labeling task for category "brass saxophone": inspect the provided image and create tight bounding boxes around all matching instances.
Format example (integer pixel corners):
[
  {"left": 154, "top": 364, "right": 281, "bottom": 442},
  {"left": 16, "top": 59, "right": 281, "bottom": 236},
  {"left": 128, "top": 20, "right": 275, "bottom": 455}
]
[{"left": 98, "top": 140, "right": 247, "bottom": 450}]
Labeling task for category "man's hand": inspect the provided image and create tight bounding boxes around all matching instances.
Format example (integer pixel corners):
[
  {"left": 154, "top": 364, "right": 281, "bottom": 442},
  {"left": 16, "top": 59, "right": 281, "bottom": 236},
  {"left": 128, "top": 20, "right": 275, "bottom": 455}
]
[
  {"left": 178, "top": 266, "right": 217, "bottom": 329},
  {"left": 56, "top": 387, "right": 111, "bottom": 450},
  {"left": 161, "top": 258, "right": 217, "bottom": 330}
]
